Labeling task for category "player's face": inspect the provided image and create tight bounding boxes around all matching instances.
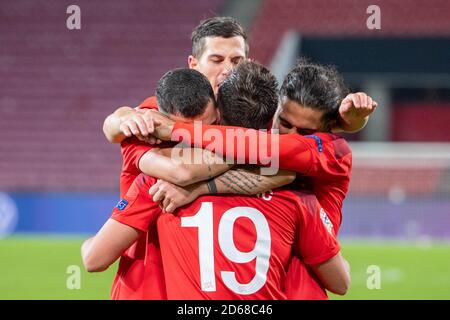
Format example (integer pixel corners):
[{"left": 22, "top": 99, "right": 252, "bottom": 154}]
[
  {"left": 188, "top": 36, "right": 247, "bottom": 95},
  {"left": 274, "top": 98, "right": 326, "bottom": 135},
  {"left": 169, "top": 99, "right": 218, "bottom": 125}
]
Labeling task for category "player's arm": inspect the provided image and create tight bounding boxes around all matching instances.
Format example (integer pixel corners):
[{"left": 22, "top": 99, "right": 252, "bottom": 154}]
[
  {"left": 82, "top": 175, "right": 161, "bottom": 272},
  {"left": 103, "top": 106, "right": 135, "bottom": 143},
  {"left": 295, "top": 199, "right": 350, "bottom": 295},
  {"left": 139, "top": 147, "right": 232, "bottom": 187},
  {"left": 81, "top": 219, "right": 142, "bottom": 272},
  {"left": 212, "top": 165, "right": 295, "bottom": 195},
  {"left": 333, "top": 92, "right": 378, "bottom": 133},
  {"left": 310, "top": 252, "right": 350, "bottom": 295},
  {"left": 103, "top": 107, "right": 159, "bottom": 144},
  {"left": 141, "top": 110, "right": 347, "bottom": 176},
  {"left": 150, "top": 166, "right": 296, "bottom": 213},
  {"left": 132, "top": 110, "right": 312, "bottom": 172}
]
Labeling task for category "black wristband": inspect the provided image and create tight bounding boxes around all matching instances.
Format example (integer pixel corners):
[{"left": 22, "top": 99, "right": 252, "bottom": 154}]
[{"left": 206, "top": 179, "right": 218, "bottom": 194}]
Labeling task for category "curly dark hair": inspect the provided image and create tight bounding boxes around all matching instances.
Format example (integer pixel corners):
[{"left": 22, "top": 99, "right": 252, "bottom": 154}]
[{"left": 279, "top": 58, "right": 349, "bottom": 131}]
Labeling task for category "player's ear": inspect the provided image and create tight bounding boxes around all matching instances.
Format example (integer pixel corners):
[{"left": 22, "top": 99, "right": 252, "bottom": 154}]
[{"left": 188, "top": 55, "right": 198, "bottom": 70}]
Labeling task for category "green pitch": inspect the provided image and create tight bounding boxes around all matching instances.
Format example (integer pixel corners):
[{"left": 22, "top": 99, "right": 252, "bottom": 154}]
[{"left": 0, "top": 236, "right": 449, "bottom": 300}]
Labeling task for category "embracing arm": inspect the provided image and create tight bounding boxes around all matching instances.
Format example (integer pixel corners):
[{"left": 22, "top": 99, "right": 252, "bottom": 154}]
[
  {"left": 168, "top": 122, "right": 315, "bottom": 173},
  {"left": 139, "top": 147, "right": 232, "bottom": 187},
  {"left": 310, "top": 252, "right": 351, "bottom": 295},
  {"left": 130, "top": 110, "right": 315, "bottom": 173},
  {"left": 103, "top": 107, "right": 161, "bottom": 144},
  {"left": 81, "top": 219, "right": 142, "bottom": 272},
  {"left": 212, "top": 165, "right": 295, "bottom": 195},
  {"left": 144, "top": 99, "right": 369, "bottom": 172},
  {"left": 149, "top": 165, "right": 296, "bottom": 213},
  {"left": 103, "top": 106, "right": 136, "bottom": 143}
]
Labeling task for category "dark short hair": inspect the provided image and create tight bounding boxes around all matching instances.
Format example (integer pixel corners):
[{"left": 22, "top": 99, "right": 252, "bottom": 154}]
[
  {"left": 217, "top": 61, "right": 278, "bottom": 130},
  {"left": 156, "top": 68, "right": 215, "bottom": 118},
  {"left": 279, "top": 58, "right": 349, "bottom": 131},
  {"left": 191, "top": 16, "right": 248, "bottom": 58}
]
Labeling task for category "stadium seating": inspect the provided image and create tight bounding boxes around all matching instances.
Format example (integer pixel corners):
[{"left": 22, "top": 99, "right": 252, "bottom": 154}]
[
  {"left": 0, "top": 0, "right": 225, "bottom": 191},
  {"left": 248, "top": 0, "right": 450, "bottom": 65},
  {"left": 1, "top": 0, "right": 449, "bottom": 194}
]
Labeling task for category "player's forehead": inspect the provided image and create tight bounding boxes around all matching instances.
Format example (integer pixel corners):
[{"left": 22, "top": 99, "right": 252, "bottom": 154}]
[
  {"left": 201, "top": 36, "right": 247, "bottom": 59},
  {"left": 280, "top": 99, "right": 324, "bottom": 130}
]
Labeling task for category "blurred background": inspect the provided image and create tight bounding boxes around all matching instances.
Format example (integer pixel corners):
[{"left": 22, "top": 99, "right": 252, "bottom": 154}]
[{"left": 0, "top": 0, "right": 449, "bottom": 299}]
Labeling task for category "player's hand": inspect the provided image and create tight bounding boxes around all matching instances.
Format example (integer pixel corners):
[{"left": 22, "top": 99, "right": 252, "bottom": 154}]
[
  {"left": 340, "top": 92, "right": 378, "bottom": 121},
  {"left": 142, "top": 110, "right": 175, "bottom": 141},
  {"left": 119, "top": 109, "right": 157, "bottom": 139},
  {"left": 338, "top": 92, "right": 378, "bottom": 132},
  {"left": 149, "top": 179, "right": 202, "bottom": 213}
]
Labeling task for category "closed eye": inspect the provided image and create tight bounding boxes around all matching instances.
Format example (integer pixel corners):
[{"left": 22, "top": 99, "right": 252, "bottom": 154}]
[
  {"left": 209, "top": 55, "right": 224, "bottom": 64},
  {"left": 279, "top": 118, "right": 293, "bottom": 129},
  {"left": 231, "top": 57, "right": 244, "bottom": 65},
  {"left": 297, "top": 128, "right": 316, "bottom": 135}
]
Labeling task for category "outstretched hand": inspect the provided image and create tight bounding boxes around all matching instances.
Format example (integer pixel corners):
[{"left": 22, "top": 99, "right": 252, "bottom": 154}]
[
  {"left": 338, "top": 92, "right": 378, "bottom": 133},
  {"left": 340, "top": 92, "right": 378, "bottom": 118}
]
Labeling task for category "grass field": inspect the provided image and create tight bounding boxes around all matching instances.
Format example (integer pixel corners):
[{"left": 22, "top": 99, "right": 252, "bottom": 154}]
[{"left": 1, "top": 236, "right": 449, "bottom": 300}]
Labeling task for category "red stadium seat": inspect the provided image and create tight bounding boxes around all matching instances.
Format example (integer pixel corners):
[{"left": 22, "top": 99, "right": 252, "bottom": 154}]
[{"left": 0, "top": 0, "right": 225, "bottom": 191}]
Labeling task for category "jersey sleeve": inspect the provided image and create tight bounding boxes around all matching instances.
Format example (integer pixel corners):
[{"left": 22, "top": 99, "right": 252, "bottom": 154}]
[
  {"left": 306, "top": 134, "right": 352, "bottom": 181},
  {"left": 170, "top": 123, "right": 351, "bottom": 181},
  {"left": 121, "top": 137, "right": 154, "bottom": 173},
  {"left": 111, "top": 174, "right": 161, "bottom": 232},
  {"left": 293, "top": 195, "right": 340, "bottom": 265},
  {"left": 121, "top": 96, "right": 160, "bottom": 172},
  {"left": 171, "top": 122, "right": 315, "bottom": 173},
  {"left": 138, "top": 96, "right": 158, "bottom": 110}
]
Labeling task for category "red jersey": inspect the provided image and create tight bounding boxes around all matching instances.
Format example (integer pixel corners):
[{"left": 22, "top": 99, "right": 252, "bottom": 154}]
[
  {"left": 170, "top": 123, "right": 352, "bottom": 299},
  {"left": 171, "top": 123, "right": 352, "bottom": 231},
  {"left": 119, "top": 96, "right": 159, "bottom": 197},
  {"left": 111, "top": 96, "right": 168, "bottom": 300},
  {"left": 111, "top": 174, "right": 340, "bottom": 300}
]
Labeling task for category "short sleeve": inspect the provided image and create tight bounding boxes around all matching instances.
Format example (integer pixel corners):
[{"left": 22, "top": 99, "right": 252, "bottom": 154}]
[
  {"left": 121, "top": 137, "right": 154, "bottom": 173},
  {"left": 294, "top": 195, "right": 340, "bottom": 265},
  {"left": 305, "top": 133, "right": 352, "bottom": 181},
  {"left": 111, "top": 174, "right": 161, "bottom": 232}
]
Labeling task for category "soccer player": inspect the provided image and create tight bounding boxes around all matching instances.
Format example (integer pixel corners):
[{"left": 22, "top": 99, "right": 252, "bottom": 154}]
[
  {"left": 81, "top": 62, "right": 350, "bottom": 298},
  {"left": 133, "top": 60, "right": 376, "bottom": 299},
  {"left": 98, "top": 17, "right": 302, "bottom": 300},
  {"left": 114, "top": 174, "right": 349, "bottom": 299},
  {"left": 119, "top": 68, "right": 221, "bottom": 197},
  {"left": 99, "top": 17, "right": 374, "bottom": 299},
  {"left": 108, "top": 67, "right": 221, "bottom": 299},
  {"left": 145, "top": 59, "right": 376, "bottom": 235},
  {"left": 90, "top": 64, "right": 295, "bottom": 299},
  {"left": 102, "top": 18, "right": 249, "bottom": 299}
]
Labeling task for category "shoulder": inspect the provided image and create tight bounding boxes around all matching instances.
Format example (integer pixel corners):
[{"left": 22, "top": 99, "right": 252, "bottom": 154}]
[
  {"left": 313, "top": 133, "right": 352, "bottom": 159},
  {"left": 138, "top": 96, "right": 159, "bottom": 110},
  {"left": 120, "top": 136, "right": 150, "bottom": 148},
  {"left": 290, "top": 189, "right": 321, "bottom": 215},
  {"left": 126, "top": 173, "right": 156, "bottom": 196},
  {"left": 271, "top": 188, "right": 320, "bottom": 216}
]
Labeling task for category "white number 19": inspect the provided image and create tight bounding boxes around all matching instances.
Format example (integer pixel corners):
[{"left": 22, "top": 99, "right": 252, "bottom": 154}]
[{"left": 181, "top": 202, "right": 271, "bottom": 295}]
